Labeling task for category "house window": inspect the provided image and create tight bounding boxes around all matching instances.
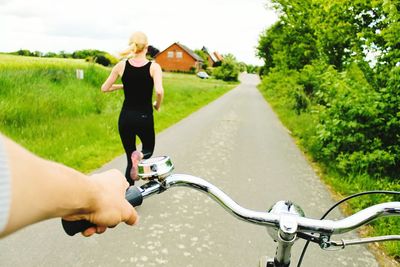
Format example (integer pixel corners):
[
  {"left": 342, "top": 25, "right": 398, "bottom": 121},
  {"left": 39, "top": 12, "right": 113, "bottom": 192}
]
[
  {"left": 167, "top": 51, "right": 174, "bottom": 58},
  {"left": 176, "top": 52, "right": 183, "bottom": 58}
]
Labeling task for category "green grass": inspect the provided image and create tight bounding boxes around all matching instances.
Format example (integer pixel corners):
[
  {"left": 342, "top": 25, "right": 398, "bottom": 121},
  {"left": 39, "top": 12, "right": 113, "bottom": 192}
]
[{"left": 0, "top": 54, "right": 237, "bottom": 172}]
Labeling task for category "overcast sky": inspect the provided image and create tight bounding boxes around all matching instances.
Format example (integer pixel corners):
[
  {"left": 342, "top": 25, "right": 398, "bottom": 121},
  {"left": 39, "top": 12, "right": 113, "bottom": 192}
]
[{"left": 0, "top": 0, "right": 278, "bottom": 65}]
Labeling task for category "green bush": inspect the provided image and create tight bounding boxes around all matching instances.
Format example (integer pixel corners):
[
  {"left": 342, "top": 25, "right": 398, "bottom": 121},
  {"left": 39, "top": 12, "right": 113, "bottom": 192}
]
[
  {"left": 213, "top": 54, "right": 240, "bottom": 81},
  {"left": 94, "top": 55, "right": 111, "bottom": 66},
  {"left": 312, "top": 64, "right": 400, "bottom": 179}
]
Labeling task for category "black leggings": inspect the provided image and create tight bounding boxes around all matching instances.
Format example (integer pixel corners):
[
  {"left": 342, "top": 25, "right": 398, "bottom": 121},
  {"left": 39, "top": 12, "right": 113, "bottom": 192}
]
[{"left": 118, "top": 109, "right": 155, "bottom": 184}]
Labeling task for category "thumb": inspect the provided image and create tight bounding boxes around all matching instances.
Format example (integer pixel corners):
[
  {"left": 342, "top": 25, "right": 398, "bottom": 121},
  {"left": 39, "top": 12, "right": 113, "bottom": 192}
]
[{"left": 122, "top": 202, "right": 139, "bottom": 226}]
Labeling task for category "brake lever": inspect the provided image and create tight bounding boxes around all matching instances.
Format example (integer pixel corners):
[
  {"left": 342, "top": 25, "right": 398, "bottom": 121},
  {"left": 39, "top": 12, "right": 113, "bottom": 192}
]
[{"left": 296, "top": 232, "right": 321, "bottom": 244}]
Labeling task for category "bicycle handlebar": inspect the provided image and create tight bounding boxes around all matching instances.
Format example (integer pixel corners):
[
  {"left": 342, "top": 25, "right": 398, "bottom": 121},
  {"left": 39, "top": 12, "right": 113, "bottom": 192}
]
[
  {"left": 61, "top": 186, "right": 143, "bottom": 236},
  {"left": 62, "top": 173, "right": 400, "bottom": 237}
]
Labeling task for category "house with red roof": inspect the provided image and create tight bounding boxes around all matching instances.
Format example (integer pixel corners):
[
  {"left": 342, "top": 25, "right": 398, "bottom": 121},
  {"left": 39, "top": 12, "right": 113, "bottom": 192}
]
[{"left": 154, "top": 42, "right": 204, "bottom": 72}]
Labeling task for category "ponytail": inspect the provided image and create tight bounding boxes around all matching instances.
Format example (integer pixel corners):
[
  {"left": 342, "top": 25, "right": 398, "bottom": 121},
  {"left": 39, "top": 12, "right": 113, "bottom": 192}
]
[{"left": 119, "top": 31, "right": 148, "bottom": 58}]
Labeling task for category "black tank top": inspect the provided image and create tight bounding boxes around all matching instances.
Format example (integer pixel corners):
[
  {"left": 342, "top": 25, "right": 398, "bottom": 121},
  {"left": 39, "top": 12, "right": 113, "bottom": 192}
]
[{"left": 121, "top": 60, "right": 154, "bottom": 113}]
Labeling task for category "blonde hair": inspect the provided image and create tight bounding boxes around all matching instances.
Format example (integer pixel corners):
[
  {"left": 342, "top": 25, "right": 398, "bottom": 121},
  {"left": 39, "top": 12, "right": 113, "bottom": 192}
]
[{"left": 120, "top": 31, "right": 148, "bottom": 58}]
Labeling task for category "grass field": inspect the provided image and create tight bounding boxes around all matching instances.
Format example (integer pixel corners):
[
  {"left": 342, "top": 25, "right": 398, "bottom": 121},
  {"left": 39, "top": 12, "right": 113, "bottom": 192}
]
[{"left": 0, "top": 54, "right": 237, "bottom": 172}]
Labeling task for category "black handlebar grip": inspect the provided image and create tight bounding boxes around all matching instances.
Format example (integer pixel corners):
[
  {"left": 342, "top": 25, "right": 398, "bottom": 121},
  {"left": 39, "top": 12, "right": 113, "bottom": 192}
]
[{"left": 62, "top": 186, "right": 143, "bottom": 236}]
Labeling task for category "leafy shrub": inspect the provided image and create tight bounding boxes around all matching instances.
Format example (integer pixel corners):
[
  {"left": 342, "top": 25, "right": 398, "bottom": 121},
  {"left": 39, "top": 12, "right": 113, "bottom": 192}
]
[
  {"left": 313, "top": 64, "right": 400, "bottom": 179},
  {"left": 292, "top": 88, "right": 310, "bottom": 114},
  {"left": 260, "top": 69, "right": 299, "bottom": 100},
  {"left": 213, "top": 54, "right": 240, "bottom": 81},
  {"left": 94, "top": 55, "right": 111, "bottom": 66},
  {"left": 299, "top": 62, "right": 329, "bottom": 96}
]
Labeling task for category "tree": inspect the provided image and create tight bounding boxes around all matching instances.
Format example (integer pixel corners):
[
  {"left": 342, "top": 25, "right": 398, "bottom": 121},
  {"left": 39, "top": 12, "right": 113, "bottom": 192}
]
[
  {"left": 147, "top": 45, "right": 160, "bottom": 59},
  {"left": 71, "top": 49, "right": 117, "bottom": 66},
  {"left": 194, "top": 49, "right": 209, "bottom": 70},
  {"left": 15, "top": 49, "right": 33, "bottom": 56},
  {"left": 44, "top": 52, "right": 58, "bottom": 58},
  {"left": 257, "top": 0, "right": 318, "bottom": 74},
  {"left": 94, "top": 55, "right": 111, "bottom": 66}
]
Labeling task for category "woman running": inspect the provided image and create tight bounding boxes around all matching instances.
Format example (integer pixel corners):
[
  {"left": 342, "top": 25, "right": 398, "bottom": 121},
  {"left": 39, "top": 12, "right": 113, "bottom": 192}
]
[{"left": 101, "top": 31, "right": 164, "bottom": 185}]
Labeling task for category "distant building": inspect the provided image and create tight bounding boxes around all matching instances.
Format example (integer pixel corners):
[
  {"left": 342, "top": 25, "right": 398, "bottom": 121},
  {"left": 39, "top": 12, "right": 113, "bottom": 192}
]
[
  {"left": 213, "top": 51, "right": 224, "bottom": 63},
  {"left": 154, "top": 42, "right": 203, "bottom": 72},
  {"left": 201, "top": 46, "right": 216, "bottom": 67}
]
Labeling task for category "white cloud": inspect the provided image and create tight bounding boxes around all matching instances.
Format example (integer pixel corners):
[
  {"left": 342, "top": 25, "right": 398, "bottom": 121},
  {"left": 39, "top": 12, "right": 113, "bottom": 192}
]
[{"left": 0, "top": 0, "right": 278, "bottom": 65}]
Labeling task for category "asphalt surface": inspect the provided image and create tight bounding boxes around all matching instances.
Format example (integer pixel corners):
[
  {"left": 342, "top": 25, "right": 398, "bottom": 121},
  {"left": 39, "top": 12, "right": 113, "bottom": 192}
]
[{"left": 0, "top": 73, "right": 379, "bottom": 266}]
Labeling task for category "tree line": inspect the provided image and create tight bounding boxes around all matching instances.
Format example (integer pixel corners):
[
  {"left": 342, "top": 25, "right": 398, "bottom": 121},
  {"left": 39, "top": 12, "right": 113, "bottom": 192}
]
[{"left": 9, "top": 49, "right": 121, "bottom": 66}]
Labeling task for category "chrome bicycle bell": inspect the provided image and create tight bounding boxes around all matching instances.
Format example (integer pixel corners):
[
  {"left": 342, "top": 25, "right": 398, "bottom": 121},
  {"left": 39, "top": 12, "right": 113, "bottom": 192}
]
[{"left": 137, "top": 156, "right": 174, "bottom": 181}]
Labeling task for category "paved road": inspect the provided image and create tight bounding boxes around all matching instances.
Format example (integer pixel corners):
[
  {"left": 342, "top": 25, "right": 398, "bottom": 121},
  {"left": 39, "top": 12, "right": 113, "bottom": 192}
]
[{"left": 0, "top": 74, "right": 379, "bottom": 266}]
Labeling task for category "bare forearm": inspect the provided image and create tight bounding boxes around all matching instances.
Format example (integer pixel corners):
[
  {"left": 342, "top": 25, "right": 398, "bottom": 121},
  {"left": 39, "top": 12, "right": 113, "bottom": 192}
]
[
  {"left": 101, "top": 84, "right": 123, "bottom": 92},
  {"left": 1, "top": 135, "right": 97, "bottom": 236},
  {"left": 101, "top": 64, "right": 123, "bottom": 92},
  {"left": 154, "top": 91, "right": 163, "bottom": 110},
  {"left": 111, "top": 84, "right": 123, "bottom": 90},
  {"left": 152, "top": 63, "right": 164, "bottom": 111}
]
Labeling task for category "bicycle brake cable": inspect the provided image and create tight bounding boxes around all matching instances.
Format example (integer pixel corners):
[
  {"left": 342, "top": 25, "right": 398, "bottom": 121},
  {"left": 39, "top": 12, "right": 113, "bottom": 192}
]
[{"left": 296, "top": 190, "right": 400, "bottom": 267}]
